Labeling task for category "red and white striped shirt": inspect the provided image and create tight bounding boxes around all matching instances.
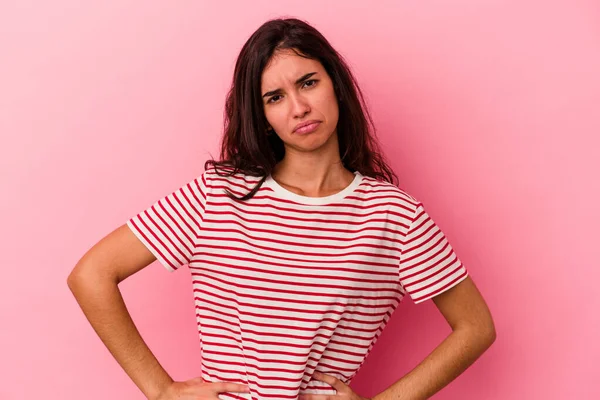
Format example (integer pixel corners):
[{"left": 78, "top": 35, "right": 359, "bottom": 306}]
[{"left": 127, "top": 166, "right": 468, "bottom": 400}]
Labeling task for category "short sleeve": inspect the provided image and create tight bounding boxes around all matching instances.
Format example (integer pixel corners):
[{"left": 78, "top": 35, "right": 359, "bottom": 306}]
[
  {"left": 126, "top": 170, "right": 211, "bottom": 272},
  {"left": 398, "top": 202, "right": 469, "bottom": 304}
]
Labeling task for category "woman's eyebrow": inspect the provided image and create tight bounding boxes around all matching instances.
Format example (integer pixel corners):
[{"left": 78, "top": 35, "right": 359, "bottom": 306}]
[{"left": 262, "top": 72, "right": 318, "bottom": 98}]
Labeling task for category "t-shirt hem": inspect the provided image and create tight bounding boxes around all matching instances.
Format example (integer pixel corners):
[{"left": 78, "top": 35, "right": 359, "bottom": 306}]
[
  {"left": 412, "top": 269, "right": 469, "bottom": 304},
  {"left": 126, "top": 218, "right": 178, "bottom": 273}
]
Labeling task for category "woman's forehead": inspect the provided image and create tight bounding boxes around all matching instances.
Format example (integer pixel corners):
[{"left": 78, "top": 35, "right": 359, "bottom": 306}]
[{"left": 261, "top": 53, "right": 323, "bottom": 87}]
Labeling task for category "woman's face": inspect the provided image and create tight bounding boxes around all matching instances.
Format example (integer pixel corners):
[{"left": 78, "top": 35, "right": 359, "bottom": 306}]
[{"left": 260, "top": 49, "right": 339, "bottom": 153}]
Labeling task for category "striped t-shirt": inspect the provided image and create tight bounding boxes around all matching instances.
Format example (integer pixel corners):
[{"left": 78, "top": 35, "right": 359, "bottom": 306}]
[{"left": 126, "top": 166, "right": 469, "bottom": 400}]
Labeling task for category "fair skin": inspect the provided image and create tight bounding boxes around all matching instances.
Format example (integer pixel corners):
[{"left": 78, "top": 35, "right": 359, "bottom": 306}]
[
  {"left": 67, "top": 225, "right": 250, "bottom": 400},
  {"left": 260, "top": 48, "right": 356, "bottom": 197},
  {"left": 67, "top": 48, "right": 495, "bottom": 400}
]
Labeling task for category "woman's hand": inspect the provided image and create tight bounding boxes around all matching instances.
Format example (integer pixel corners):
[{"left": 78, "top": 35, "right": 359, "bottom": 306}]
[
  {"left": 153, "top": 376, "right": 250, "bottom": 400},
  {"left": 298, "top": 371, "right": 370, "bottom": 400}
]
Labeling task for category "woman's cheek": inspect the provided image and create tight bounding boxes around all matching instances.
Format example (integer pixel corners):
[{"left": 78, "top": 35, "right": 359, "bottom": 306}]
[
  {"left": 322, "top": 93, "right": 339, "bottom": 123},
  {"left": 265, "top": 109, "right": 282, "bottom": 132}
]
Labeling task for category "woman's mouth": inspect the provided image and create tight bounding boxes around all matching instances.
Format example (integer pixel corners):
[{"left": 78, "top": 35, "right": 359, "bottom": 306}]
[{"left": 294, "top": 121, "right": 321, "bottom": 135}]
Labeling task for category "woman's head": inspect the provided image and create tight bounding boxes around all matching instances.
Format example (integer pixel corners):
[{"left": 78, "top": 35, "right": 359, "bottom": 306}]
[
  {"left": 260, "top": 48, "right": 340, "bottom": 159},
  {"left": 206, "top": 17, "right": 398, "bottom": 200}
]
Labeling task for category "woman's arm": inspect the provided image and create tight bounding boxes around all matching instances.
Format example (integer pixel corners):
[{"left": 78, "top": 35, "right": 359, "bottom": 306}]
[
  {"left": 373, "top": 276, "right": 496, "bottom": 400},
  {"left": 67, "top": 224, "right": 173, "bottom": 400}
]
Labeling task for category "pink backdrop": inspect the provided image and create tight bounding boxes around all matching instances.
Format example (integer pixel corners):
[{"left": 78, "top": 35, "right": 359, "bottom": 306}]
[{"left": 1, "top": 1, "right": 598, "bottom": 399}]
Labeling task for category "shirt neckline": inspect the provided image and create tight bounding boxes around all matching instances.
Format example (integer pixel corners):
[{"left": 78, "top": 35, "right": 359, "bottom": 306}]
[{"left": 264, "top": 171, "right": 364, "bottom": 205}]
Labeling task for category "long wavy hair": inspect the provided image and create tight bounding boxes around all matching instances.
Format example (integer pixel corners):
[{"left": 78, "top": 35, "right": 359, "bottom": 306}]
[{"left": 204, "top": 17, "right": 398, "bottom": 201}]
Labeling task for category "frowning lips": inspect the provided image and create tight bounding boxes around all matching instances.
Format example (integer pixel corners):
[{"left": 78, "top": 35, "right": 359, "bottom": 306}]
[{"left": 293, "top": 120, "right": 321, "bottom": 133}]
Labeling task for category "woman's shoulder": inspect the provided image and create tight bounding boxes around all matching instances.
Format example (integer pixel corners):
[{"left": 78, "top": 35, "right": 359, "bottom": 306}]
[
  {"left": 202, "top": 165, "right": 265, "bottom": 191},
  {"left": 359, "top": 174, "right": 420, "bottom": 206}
]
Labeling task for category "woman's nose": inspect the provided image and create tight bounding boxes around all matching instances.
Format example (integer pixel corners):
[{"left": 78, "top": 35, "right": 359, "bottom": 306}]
[{"left": 290, "top": 94, "right": 311, "bottom": 116}]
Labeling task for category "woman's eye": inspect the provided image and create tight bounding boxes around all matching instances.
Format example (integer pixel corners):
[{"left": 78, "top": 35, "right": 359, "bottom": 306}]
[{"left": 267, "top": 80, "right": 318, "bottom": 104}]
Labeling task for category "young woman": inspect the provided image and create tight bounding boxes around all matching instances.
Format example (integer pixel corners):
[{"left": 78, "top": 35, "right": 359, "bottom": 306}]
[{"left": 68, "top": 17, "right": 495, "bottom": 400}]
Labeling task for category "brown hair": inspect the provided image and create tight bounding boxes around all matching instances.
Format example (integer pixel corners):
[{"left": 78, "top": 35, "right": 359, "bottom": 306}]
[{"left": 205, "top": 17, "right": 398, "bottom": 201}]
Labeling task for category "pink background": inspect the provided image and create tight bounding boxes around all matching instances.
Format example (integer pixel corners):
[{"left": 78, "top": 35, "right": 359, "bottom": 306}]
[{"left": 1, "top": 1, "right": 599, "bottom": 399}]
